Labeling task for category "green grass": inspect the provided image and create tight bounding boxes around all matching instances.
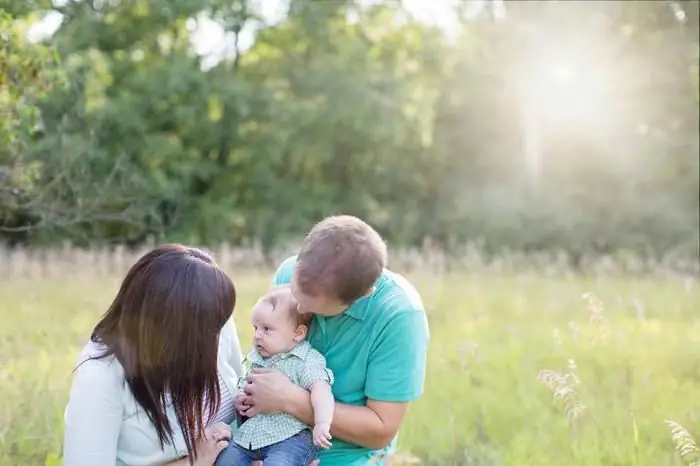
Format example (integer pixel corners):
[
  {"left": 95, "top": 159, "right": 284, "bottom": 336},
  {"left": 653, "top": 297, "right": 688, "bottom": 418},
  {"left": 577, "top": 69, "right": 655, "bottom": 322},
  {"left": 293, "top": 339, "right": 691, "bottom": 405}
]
[{"left": 1, "top": 265, "right": 699, "bottom": 465}]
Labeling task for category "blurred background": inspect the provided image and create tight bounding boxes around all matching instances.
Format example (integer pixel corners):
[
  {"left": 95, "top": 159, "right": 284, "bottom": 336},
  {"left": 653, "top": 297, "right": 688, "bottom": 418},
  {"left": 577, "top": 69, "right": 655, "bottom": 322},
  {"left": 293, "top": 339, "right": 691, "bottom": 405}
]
[
  {"left": 2, "top": 0, "right": 698, "bottom": 268},
  {"left": 1, "top": 1, "right": 700, "bottom": 465}
]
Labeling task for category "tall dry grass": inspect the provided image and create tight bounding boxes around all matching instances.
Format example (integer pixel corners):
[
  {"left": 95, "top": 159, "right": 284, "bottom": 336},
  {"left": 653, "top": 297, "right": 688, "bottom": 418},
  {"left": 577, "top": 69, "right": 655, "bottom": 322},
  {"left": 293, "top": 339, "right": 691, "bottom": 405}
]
[
  {"left": 1, "top": 241, "right": 698, "bottom": 281},
  {"left": 1, "top": 244, "right": 699, "bottom": 465}
]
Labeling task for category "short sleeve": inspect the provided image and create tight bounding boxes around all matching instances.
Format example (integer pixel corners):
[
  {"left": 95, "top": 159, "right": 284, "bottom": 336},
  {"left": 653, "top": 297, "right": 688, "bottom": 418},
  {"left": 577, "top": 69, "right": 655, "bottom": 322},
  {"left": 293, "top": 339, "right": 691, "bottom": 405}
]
[
  {"left": 63, "top": 352, "right": 124, "bottom": 466},
  {"left": 298, "top": 349, "right": 334, "bottom": 390},
  {"left": 365, "top": 310, "right": 430, "bottom": 402},
  {"left": 271, "top": 255, "right": 297, "bottom": 287}
]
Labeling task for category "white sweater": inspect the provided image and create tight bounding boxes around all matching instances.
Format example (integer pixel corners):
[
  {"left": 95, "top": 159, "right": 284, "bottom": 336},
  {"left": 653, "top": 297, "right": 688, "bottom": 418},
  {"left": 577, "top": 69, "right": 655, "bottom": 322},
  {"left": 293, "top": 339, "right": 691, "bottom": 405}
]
[{"left": 62, "top": 319, "right": 244, "bottom": 466}]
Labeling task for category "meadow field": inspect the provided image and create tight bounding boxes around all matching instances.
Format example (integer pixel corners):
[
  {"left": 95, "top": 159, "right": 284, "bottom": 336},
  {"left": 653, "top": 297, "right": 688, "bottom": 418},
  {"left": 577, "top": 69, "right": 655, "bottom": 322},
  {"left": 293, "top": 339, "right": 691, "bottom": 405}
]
[{"left": 1, "top": 246, "right": 699, "bottom": 466}]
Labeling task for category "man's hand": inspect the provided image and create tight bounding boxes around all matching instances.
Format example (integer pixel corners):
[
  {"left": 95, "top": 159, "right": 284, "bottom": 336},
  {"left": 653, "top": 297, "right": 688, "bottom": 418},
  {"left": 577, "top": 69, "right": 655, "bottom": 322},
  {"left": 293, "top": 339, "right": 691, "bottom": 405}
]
[
  {"left": 240, "top": 368, "right": 298, "bottom": 415},
  {"left": 313, "top": 422, "right": 332, "bottom": 449}
]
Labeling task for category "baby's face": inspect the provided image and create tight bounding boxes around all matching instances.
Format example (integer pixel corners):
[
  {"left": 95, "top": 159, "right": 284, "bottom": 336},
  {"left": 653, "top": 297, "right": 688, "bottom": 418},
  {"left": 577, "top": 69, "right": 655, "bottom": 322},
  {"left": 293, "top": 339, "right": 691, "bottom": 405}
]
[{"left": 251, "top": 298, "right": 304, "bottom": 357}]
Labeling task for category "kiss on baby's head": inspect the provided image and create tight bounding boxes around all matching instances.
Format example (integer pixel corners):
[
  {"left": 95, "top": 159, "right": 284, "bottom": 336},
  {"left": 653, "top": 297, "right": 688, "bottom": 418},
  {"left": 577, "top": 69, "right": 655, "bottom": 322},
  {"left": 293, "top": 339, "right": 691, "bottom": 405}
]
[{"left": 251, "top": 287, "right": 313, "bottom": 358}]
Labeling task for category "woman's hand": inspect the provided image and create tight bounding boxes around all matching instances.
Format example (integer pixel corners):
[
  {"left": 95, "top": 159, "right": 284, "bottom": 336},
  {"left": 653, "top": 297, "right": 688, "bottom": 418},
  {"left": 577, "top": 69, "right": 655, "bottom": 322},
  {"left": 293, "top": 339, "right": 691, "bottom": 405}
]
[{"left": 193, "top": 422, "right": 231, "bottom": 466}]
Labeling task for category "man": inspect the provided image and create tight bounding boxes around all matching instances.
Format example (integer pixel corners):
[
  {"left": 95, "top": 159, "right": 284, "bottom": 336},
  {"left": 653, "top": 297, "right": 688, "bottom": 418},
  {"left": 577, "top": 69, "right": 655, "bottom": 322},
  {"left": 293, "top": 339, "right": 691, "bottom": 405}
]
[{"left": 238, "top": 215, "right": 430, "bottom": 465}]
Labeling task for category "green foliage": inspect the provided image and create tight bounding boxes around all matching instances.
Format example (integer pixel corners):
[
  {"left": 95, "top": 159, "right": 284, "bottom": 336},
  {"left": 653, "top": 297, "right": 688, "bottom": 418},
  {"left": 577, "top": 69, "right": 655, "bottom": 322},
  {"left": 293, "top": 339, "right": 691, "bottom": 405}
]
[
  {"left": 1, "top": 1, "right": 698, "bottom": 259},
  {"left": 0, "top": 12, "right": 64, "bottom": 230}
]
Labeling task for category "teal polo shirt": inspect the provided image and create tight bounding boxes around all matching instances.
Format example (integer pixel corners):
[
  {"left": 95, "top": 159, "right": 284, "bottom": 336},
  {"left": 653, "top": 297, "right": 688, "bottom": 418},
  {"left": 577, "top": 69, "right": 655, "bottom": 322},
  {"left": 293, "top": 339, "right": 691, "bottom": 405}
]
[{"left": 272, "top": 255, "right": 430, "bottom": 465}]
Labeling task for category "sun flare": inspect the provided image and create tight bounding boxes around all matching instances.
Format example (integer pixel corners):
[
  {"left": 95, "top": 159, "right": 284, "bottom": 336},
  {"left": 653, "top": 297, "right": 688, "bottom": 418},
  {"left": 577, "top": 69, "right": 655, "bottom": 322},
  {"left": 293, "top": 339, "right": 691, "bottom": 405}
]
[{"left": 517, "top": 43, "right": 616, "bottom": 128}]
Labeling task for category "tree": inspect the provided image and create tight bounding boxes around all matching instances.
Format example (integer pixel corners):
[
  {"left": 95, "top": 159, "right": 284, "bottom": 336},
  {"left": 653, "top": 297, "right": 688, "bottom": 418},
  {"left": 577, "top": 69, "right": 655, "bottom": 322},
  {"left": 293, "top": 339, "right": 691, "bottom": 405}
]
[{"left": 1, "top": 0, "right": 696, "bottom": 262}]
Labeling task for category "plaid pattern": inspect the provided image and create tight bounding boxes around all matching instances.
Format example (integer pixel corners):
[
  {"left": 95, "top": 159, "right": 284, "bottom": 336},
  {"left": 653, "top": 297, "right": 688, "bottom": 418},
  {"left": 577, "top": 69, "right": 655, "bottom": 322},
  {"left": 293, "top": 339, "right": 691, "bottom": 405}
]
[{"left": 233, "top": 340, "right": 334, "bottom": 450}]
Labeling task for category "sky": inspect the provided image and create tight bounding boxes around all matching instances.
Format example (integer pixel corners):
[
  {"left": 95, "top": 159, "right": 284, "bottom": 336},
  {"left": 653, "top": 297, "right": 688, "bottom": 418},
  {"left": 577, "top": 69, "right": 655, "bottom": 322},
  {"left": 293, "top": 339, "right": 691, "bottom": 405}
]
[{"left": 27, "top": 0, "right": 505, "bottom": 67}]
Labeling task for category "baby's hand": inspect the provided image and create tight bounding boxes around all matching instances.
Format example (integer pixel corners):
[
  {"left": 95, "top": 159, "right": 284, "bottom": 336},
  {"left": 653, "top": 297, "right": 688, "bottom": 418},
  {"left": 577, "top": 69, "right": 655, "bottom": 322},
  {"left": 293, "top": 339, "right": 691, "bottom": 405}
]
[
  {"left": 312, "top": 422, "right": 332, "bottom": 449},
  {"left": 234, "top": 391, "right": 248, "bottom": 415}
]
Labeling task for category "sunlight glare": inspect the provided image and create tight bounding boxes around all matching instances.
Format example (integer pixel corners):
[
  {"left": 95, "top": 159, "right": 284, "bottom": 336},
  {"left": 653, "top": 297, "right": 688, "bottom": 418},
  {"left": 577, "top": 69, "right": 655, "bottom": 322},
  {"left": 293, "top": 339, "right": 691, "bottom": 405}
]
[{"left": 519, "top": 53, "right": 610, "bottom": 127}]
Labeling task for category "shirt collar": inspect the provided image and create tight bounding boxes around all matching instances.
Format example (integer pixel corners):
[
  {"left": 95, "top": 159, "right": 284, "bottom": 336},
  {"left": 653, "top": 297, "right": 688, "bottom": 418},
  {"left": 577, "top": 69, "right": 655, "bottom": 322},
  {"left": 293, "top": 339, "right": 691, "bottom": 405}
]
[
  {"left": 245, "top": 340, "right": 312, "bottom": 365},
  {"left": 344, "top": 299, "right": 370, "bottom": 321},
  {"left": 342, "top": 272, "right": 386, "bottom": 321}
]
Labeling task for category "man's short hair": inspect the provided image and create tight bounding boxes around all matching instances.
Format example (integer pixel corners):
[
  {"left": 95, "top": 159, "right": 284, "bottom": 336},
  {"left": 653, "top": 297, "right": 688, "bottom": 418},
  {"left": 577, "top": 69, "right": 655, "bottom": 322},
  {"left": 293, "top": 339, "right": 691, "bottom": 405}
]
[{"left": 296, "top": 215, "right": 387, "bottom": 304}]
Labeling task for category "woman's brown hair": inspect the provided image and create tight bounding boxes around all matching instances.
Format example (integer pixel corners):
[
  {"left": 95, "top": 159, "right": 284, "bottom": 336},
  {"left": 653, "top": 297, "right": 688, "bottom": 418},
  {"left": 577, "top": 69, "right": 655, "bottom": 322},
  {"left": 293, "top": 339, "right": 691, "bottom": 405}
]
[{"left": 88, "top": 244, "right": 235, "bottom": 462}]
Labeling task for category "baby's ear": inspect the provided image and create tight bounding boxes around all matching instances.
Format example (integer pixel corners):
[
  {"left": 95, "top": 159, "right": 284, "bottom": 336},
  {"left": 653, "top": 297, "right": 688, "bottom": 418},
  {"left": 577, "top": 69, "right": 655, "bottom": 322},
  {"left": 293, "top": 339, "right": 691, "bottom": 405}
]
[{"left": 293, "top": 323, "right": 308, "bottom": 342}]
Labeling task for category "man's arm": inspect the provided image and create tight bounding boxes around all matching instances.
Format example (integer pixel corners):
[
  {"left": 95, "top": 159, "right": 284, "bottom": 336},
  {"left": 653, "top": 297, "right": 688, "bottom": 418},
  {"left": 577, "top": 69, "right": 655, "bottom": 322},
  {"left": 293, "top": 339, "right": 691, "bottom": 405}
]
[
  {"left": 286, "top": 383, "right": 407, "bottom": 450},
  {"left": 323, "top": 308, "right": 427, "bottom": 449},
  {"left": 244, "top": 371, "right": 403, "bottom": 450}
]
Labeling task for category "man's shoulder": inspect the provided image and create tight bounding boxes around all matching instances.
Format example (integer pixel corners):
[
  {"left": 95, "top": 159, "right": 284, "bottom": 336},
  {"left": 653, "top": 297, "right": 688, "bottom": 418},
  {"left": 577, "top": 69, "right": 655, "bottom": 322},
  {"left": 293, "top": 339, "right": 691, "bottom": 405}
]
[
  {"left": 369, "top": 271, "right": 429, "bottom": 343},
  {"left": 272, "top": 255, "right": 298, "bottom": 286},
  {"left": 278, "top": 254, "right": 298, "bottom": 268},
  {"left": 375, "top": 269, "right": 425, "bottom": 314}
]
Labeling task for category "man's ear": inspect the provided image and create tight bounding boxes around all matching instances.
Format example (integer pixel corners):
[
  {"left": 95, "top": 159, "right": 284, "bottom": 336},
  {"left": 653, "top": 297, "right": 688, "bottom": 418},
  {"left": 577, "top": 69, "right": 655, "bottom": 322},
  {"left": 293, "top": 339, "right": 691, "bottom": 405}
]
[{"left": 293, "top": 324, "right": 308, "bottom": 342}]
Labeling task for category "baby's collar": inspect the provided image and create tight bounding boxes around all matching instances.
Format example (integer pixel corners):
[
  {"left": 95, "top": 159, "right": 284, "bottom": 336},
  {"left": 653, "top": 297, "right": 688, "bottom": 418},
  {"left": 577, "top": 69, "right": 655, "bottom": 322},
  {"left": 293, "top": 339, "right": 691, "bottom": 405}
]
[{"left": 245, "top": 340, "right": 312, "bottom": 365}]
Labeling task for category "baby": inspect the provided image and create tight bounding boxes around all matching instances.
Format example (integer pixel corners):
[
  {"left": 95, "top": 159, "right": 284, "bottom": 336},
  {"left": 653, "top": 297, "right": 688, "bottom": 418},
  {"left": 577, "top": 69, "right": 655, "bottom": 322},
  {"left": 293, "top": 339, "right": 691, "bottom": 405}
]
[{"left": 214, "top": 286, "right": 334, "bottom": 466}]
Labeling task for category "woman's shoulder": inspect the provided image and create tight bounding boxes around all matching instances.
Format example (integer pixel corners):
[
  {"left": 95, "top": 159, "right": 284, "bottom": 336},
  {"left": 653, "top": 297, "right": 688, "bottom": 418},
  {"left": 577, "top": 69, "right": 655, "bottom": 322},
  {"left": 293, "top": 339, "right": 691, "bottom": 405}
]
[
  {"left": 218, "top": 318, "right": 241, "bottom": 350},
  {"left": 73, "top": 339, "right": 124, "bottom": 383},
  {"left": 217, "top": 318, "right": 244, "bottom": 378}
]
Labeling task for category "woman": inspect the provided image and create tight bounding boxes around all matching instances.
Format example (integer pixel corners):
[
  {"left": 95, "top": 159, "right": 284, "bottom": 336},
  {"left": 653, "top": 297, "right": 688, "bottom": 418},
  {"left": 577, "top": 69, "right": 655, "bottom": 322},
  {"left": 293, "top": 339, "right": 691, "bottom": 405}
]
[{"left": 62, "top": 244, "right": 244, "bottom": 466}]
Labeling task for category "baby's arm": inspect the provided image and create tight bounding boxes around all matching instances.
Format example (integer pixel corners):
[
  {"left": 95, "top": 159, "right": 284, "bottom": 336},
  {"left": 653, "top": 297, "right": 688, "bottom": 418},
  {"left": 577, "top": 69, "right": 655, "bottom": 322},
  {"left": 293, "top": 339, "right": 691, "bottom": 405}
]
[
  {"left": 299, "top": 349, "right": 335, "bottom": 449},
  {"left": 310, "top": 381, "right": 334, "bottom": 448}
]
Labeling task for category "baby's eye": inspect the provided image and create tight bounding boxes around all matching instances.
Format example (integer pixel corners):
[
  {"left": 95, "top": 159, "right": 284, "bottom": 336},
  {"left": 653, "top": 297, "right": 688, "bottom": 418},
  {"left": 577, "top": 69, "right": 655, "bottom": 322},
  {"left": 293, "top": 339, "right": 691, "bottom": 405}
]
[{"left": 263, "top": 326, "right": 270, "bottom": 332}]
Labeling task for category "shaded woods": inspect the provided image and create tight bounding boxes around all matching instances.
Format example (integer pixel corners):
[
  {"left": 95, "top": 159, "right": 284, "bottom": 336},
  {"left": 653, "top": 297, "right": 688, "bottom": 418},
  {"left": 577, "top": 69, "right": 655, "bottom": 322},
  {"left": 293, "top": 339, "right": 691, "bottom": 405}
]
[{"left": 2, "top": 1, "right": 698, "bottom": 264}]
